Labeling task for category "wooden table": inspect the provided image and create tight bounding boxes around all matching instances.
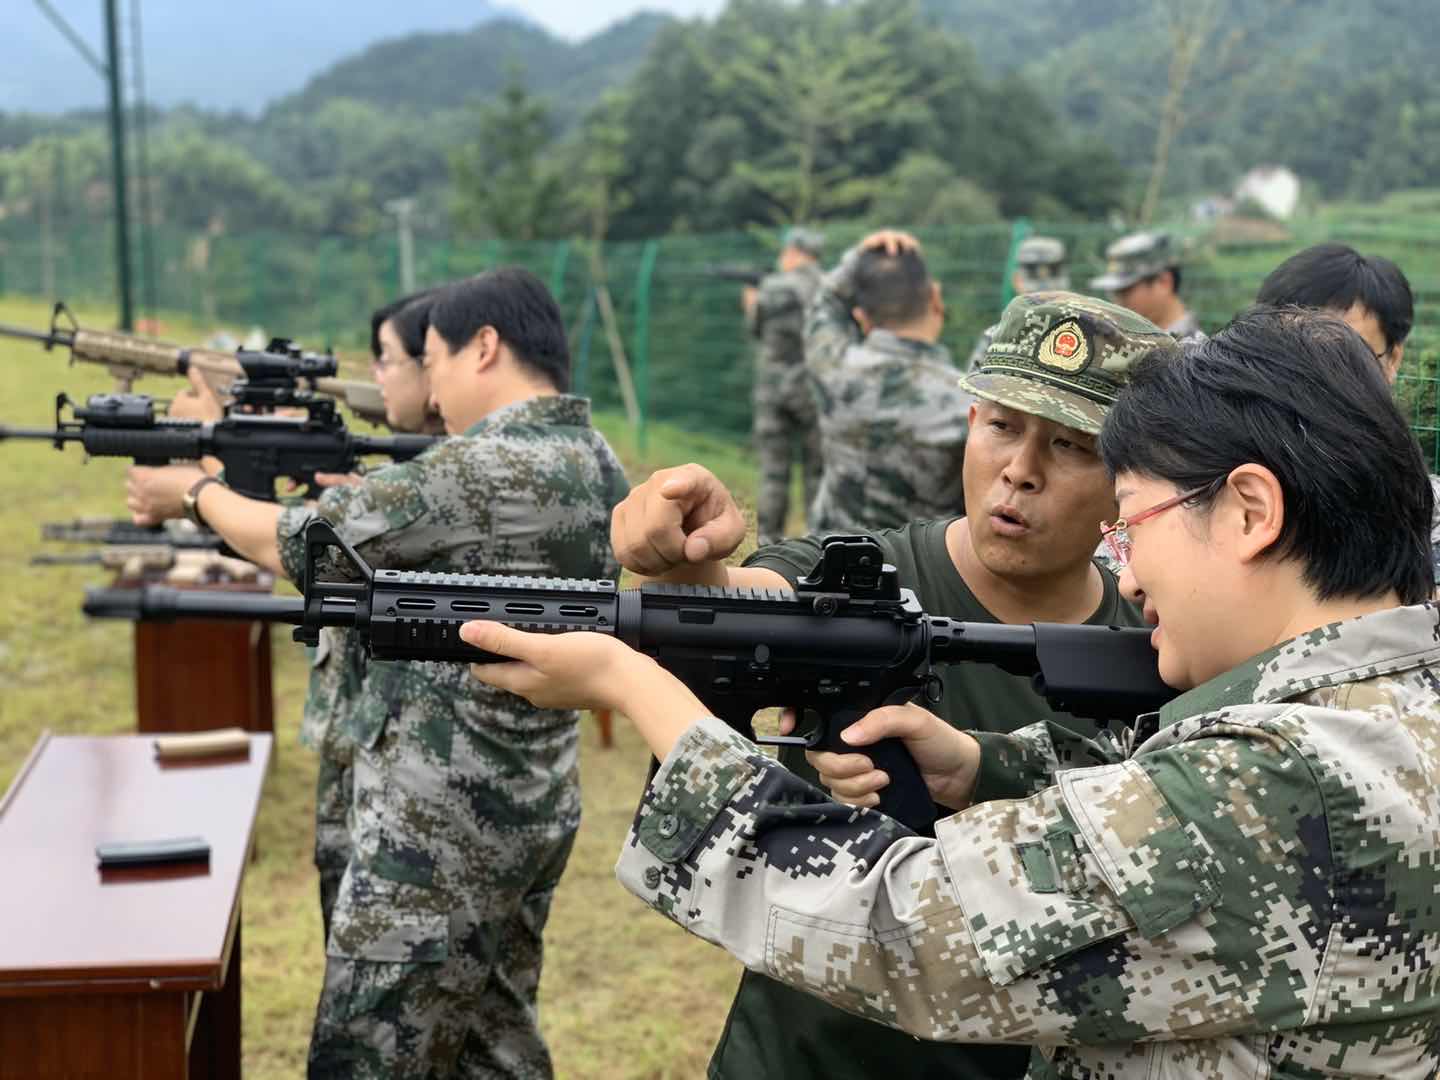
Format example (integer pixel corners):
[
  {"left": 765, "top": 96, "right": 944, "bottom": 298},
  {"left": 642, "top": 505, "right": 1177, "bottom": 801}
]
[
  {"left": 0, "top": 732, "right": 272, "bottom": 1078},
  {"left": 134, "top": 618, "right": 274, "bottom": 738}
]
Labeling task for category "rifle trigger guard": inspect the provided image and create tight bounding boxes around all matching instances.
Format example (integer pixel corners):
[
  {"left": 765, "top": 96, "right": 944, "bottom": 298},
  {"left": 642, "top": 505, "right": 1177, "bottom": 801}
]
[{"left": 922, "top": 673, "right": 944, "bottom": 705}]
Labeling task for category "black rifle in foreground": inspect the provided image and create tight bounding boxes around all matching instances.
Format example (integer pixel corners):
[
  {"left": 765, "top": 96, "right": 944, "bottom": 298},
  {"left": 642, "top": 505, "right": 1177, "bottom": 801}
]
[
  {"left": 86, "top": 528, "right": 1176, "bottom": 834},
  {"left": 43, "top": 518, "right": 223, "bottom": 549},
  {"left": 0, "top": 301, "right": 387, "bottom": 423},
  {"left": 1, "top": 392, "right": 439, "bottom": 500}
]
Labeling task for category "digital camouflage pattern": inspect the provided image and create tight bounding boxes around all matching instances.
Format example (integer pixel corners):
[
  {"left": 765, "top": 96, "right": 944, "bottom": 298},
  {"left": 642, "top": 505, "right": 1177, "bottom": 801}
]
[
  {"left": 302, "top": 626, "right": 368, "bottom": 939},
  {"left": 617, "top": 602, "right": 1440, "bottom": 1078},
  {"left": 805, "top": 245, "right": 968, "bottom": 533},
  {"left": 960, "top": 291, "right": 1175, "bottom": 436},
  {"left": 750, "top": 261, "right": 824, "bottom": 544},
  {"left": 278, "top": 393, "right": 629, "bottom": 1079}
]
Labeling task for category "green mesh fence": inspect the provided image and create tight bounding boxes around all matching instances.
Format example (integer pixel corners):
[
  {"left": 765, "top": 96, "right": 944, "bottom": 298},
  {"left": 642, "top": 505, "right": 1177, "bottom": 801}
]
[{"left": 1, "top": 214, "right": 1438, "bottom": 466}]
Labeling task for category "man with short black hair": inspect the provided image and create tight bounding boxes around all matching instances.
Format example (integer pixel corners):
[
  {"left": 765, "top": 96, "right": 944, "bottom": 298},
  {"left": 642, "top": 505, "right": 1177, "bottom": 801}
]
[
  {"left": 805, "top": 230, "right": 969, "bottom": 534},
  {"left": 1255, "top": 244, "right": 1437, "bottom": 586},
  {"left": 1091, "top": 230, "right": 1201, "bottom": 340},
  {"left": 1257, "top": 243, "right": 1414, "bottom": 383},
  {"left": 125, "top": 267, "right": 630, "bottom": 1078}
]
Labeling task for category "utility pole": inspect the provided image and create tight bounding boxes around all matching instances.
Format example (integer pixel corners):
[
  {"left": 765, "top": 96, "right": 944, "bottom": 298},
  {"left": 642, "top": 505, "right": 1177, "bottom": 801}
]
[
  {"left": 103, "top": 0, "right": 134, "bottom": 329},
  {"left": 385, "top": 197, "right": 417, "bottom": 294},
  {"left": 34, "top": 0, "right": 134, "bottom": 329}
]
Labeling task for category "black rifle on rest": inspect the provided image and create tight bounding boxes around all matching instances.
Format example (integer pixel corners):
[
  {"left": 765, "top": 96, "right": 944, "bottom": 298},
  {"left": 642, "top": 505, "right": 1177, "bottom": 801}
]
[
  {"left": 44, "top": 518, "right": 224, "bottom": 550},
  {"left": 87, "top": 526, "right": 1175, "bottom": 834},
  {"left": 0, "top": 391, "right": 439, "bottom": 501}
]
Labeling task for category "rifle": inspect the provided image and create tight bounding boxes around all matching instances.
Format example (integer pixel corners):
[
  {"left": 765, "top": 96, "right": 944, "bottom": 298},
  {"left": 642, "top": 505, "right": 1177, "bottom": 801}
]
[
  {"left": 0, "top": 301, "right": 388, "bottom": 424},
  {"left": 34, "top": 545, "right": 259, "bottom": 584},
  {"left": 86, "top": 528, "right": 1176, "bottom": 834},
  {"left": 701, "top": 263, "right": 768, "bottom": 287},
  {"left": 43, "top": 518, "right": 223, "bottom": 549},
  {"left": 0, "top": 391, "right": 439, "bottom": 501}
]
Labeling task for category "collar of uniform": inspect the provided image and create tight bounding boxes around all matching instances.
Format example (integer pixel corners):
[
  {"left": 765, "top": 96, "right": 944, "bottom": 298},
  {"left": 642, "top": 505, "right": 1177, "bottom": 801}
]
[
  {"left": 460, "top": 393, "right": 591, "bottom": 438},
  {"left": 864, "top": 328, "right": 950, "bottom": 363},
  {"left": 1158, "top": 602, "right": 1440, "bottom": 729}
]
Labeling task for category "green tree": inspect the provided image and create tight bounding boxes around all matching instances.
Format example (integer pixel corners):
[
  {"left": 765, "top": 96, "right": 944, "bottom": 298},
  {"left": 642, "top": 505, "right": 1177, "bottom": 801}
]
[
  {"left": 716, "top": 4, "right": 908, "bottom": 222},
  {"left": 449, "top": 70, "right": 569, "bottom": 241}
]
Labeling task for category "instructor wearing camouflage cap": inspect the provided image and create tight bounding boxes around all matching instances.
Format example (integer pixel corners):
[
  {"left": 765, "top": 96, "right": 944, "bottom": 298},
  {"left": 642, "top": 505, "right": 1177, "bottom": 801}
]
[
  {"left": 585, "top": 283, "right": 1172, "bottom": 1080},
  {"left": 1091, "top": 230, "right": 1203, "bottom": 340},
  {"left": 961, "top": 289, "right": 1173, "bottom": 433}
]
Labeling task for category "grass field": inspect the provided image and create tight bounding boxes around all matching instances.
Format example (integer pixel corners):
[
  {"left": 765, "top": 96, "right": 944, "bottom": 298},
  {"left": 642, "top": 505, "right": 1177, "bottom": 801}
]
[{"left": 0, "top": 294, "right": 777, "bottom": 1078}]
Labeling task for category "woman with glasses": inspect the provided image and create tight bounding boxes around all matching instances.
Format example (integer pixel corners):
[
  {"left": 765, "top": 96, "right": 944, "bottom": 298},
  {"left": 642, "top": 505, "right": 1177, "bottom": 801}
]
[{"left": 463, "top": 305, "right": 1440, "bottom": 1078}]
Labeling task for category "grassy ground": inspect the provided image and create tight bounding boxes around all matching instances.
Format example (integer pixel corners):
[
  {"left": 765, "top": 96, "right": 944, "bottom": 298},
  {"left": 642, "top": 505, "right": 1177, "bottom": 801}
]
[{"left": 0, "top": 293, "right": 780, "bottom": 1077}]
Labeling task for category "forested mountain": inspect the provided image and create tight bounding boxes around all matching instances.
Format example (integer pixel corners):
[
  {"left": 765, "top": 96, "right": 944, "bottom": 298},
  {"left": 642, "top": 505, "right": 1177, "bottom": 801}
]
[
  {"left": 929, "top": 0, "right": 1436, "bottom": 200},
  {"left": 1, "top": 0, "right": 1436, "bottom": 248},
  {"left": 273, "top": 14, "right": 671, "bottom": 125}
]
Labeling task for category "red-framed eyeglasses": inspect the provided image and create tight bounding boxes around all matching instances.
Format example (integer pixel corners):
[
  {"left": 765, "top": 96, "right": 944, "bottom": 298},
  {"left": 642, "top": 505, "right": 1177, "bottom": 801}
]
[{"left": 1100, "top": 485, "right": 1213, "bottom": 568}]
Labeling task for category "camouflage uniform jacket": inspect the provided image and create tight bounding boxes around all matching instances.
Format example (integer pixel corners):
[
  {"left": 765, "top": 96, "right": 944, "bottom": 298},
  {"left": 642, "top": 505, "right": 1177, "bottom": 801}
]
[
  {"left": 617, "top": 603, "right": 1440, "bottom": 1078},
  {"left": 750, "top": 263, "right": 824, "bottom": 423},
  {"left": 277, "top": 392, "right": 628, "bottom": 767},
  {"left": 748, "top": 262, "right": 823, "bottom": 361},
  {"left": 805, "top": 250, "right": 969, "bottom": 533}
]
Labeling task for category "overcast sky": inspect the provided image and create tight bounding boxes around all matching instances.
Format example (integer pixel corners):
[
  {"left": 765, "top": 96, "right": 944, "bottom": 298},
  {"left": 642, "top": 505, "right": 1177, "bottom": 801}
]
[
  {"left": 518, "top": 0, "right": 726, "bottom": 38},
  {"left": 5, "top": 0, "right": 730, "bottom": 113}
]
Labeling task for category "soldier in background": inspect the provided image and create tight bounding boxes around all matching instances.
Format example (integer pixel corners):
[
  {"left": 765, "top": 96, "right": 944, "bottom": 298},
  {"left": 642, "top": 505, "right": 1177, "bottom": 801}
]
[
  {"left": 126, "top": 269, "right": 630, "bottom": 1078},
  {"left": 804, "top": 230, "right": 969, "bottom": 534},
  {"left": 745, "top": 226, "right": 825, "bottom": 545},
  {"left": 965, "top": 235, "right": 1070, "bottom": 371},
  {"left": 1255, "top": 242, "right": 1439, "bottom": 587},
  {"left": 1091, "top": 230, "right": 1203, "bottom": 340}
]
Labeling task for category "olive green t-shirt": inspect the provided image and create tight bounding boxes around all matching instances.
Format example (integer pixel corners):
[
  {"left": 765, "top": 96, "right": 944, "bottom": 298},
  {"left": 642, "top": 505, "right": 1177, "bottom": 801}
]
[{"left": 706, "top": 517, "right": 1146, "bottom": 1080}]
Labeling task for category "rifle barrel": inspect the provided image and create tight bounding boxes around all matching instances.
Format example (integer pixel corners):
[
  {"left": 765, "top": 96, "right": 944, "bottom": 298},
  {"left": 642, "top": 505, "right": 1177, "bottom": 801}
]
[
  {"left": 83, "top": 586, "right": 304, "bottom": 624},
  {"left": 0, "top": 322, "right": 66, "bottom": 347},
  {"left": 0, "top": 426, "right": 76, "bottom": 442}
]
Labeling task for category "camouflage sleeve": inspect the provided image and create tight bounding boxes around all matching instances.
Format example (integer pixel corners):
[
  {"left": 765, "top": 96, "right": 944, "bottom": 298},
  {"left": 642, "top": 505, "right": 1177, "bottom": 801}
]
[
  {"left": 276, "top": 459, "right": 438, "bottom": 585},
  {"left": 804, "top": 246, "right": 863, "bottom": 375},
  {"left": 970, "top": 721, "right": 1124, "bottom": 801},
  {"left": 617, "top": 714, "right": 1326, "bottom": 1045}
]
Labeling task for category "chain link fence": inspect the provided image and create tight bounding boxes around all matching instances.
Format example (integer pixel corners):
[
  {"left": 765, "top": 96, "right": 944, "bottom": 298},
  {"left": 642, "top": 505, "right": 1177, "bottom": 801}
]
[{"left": 1, "top": 214, "right": 1437, "bottom": 464}]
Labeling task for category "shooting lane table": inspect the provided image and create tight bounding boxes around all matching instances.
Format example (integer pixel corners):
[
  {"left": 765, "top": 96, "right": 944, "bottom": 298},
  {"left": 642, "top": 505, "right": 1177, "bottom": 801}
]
[
  {"left": 131, "top": 578, "right": 275, "bottom": 739},
  {"left": 0, "top": 731, "right": 272, "bottom": 1078}
]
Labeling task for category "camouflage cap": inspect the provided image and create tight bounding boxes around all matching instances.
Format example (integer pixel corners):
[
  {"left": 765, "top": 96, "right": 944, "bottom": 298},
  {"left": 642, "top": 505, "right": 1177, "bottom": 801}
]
[
  {"left": 958, "top": 290, "right": 1174, "bottom": 434},
  {"left": 1088, "top": 231, "right": 1182, "bottom": 292},
  {"left": 781, "top": 226, "right": 825, "bottom": 257},
  {"left": 1015, "top": 236, "right": 1069, "bottom": 292}
]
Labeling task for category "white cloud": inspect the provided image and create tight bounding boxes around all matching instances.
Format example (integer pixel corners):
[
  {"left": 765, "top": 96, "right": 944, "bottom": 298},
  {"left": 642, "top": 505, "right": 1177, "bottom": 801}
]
[{"left": 509, "top": 0, "right": 726, "bottom": 40}]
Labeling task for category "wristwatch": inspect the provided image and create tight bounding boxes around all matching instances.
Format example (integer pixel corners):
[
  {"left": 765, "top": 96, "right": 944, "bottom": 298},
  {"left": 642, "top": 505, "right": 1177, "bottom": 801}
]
[{"left": 183, "top": 475, "right": 223, "bottom": 527}]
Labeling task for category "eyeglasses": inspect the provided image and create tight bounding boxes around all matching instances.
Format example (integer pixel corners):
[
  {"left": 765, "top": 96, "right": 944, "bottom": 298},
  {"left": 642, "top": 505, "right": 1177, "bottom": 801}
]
[
  {"left": 1099, "top": 485, "right": 1213, "bottom": 568},
  {"left": 372, "top": 352, "right": 416, "bottom": 374}
]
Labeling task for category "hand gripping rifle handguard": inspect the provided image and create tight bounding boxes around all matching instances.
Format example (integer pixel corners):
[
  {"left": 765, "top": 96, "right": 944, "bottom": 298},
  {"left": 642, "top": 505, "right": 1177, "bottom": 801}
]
[
  {"left": 0, "top": 392, "right": 439, "bottom": 500},
  {"left": 290, "top": 523, "right": 1175, "bottom": 834}
]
